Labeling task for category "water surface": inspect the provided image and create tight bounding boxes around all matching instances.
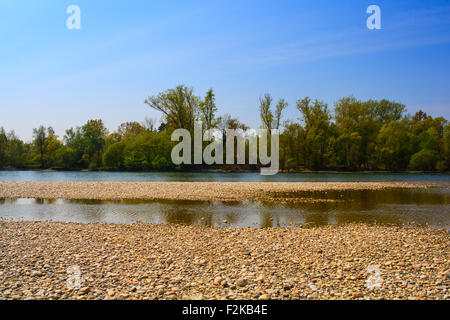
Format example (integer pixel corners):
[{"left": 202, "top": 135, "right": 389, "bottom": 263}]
[
  {"left": 1, "top": 188, "right": 448, "bottom": 229},
  {"left": 0, "top": 170, "right": 449, "bottom": 182}
]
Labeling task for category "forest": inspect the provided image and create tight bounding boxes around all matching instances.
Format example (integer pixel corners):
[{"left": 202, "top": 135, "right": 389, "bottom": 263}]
[{"left": 1, "top": 85, "right": 449, "bottom": 172}]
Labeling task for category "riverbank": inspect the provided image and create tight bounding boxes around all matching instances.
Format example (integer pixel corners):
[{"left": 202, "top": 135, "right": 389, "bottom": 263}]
[
  {"left": 0, "top": 221, "right": 448, "bottom": 300},
  {"left": 1, "top": 167, "right": 448, "bottom": 174},
  {"left": 0, "top": 181, "right": 433, "bottom": 201}
]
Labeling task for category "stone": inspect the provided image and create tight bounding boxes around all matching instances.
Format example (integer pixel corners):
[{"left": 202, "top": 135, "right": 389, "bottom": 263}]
[{"left": 236, "top": 279, "right": 248, "bottom": 287}]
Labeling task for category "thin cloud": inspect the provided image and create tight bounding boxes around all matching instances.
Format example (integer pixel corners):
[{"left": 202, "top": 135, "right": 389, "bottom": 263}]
[{"left": 225, "top": 5, "right": 450, "bottom": 66}]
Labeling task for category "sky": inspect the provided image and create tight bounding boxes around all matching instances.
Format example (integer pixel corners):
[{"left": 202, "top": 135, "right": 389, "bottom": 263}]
[{"left": 1, "top": 0, "right": 450, "bottom": 141}]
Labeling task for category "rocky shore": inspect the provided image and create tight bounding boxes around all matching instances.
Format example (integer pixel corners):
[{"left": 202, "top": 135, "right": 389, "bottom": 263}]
[
  {"left": 0, "top": 181, "right": 431, "bottom": 201},
  {"left": 0, "top": 221, "right": 448, "bottom": 300}
]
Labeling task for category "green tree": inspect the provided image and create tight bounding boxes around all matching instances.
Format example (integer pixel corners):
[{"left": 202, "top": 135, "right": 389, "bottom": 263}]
[
  {"left": 259, "top": 94, "right": 287, "bottom": 130},
  {"left": 334, "top": 96, "right": 380, "bottom": 169},
  {"left": 81, "top": 120, "right": 108, "bottom": 169},
  {"left": 367, "top": 99, "right": 406, "bottom": 124},
  {"left": 274, "top": 99, "right": 288, "bottom": 130},
  {"left": 103, "top": 141, "right": 126, "bottom": 169},
  {"left": 145, "top": 85, "right": 199, "bottom": 132},
  {"left": 280, "top": 121, "right": 304, "bottom": 170},
  {"left": 297, "top": 97, "right": 334, "bottom": 169},
  {"left": 336, "top": 132, "right": 362, "bottom": 169},
  {"left": 216, "top": 114, "right": 249, "bottom": 165},
  {"left": 151, "top": 155, "right": 171, "bottom": 170},
  {"left": 376, "top": 119, "right": 414, "bottom": 170},
  {"left": 58, "top": 147, "right": 77, "bottom": 169},
  {"left": 32, "top": 126, "right": 54, "bottom": 168},
  {"left": 44, "top": 134, "right": 64, "bottom": 168},
  {"left": 0, "top": 128, "right": 7, "bottom": 168},
  {"left": 199, "top": 89, "right": 218, "bottom": 129},
  {"left": 142, "top": 117, "right": 158, "bottom": 132},
  {"left": 409, "top": 149, "right": 439, "bottom": 171},
  {"left": 259, "top": 94, "right": 273, "bottom": 130},
  {"left": 4, "top": 131, "right": 28, "bottom": 168},
  {"left": 117, "top": 122, "right": 145, "bottom": 139},
  {"left": 64, "top": 127, "right": 88, "bottom": 168},
  {"left": 443, "top": 124, "right": 450, "bottom": 170}
]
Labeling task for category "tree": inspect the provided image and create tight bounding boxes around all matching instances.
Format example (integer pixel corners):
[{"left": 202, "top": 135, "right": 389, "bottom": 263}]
[
  {"left": 119, "top": 131, "right": 173, "bottom": 171},
  {"left": 158, "top": 122, "right": 167, "bottom": 132},
  {"left": 58, "top": 146, "right": 77, "bottom": 169},
  {"left": 274, "top": 99, "right": 288, "bottom": 130},
  {"left": 4, "top": 130, "right": 27, "bottom": 168},
  {"left": 259, "top": 94, "right": 273, "bottom": 130},
  {"left": 142, "top": 117, "right": 158, "bottom": 132},
  {"left": 1, "top": 88, "right": 449, "bottom": 173},
  {"left": 0, "top": 128, "right": 7, "bottom": 168},
  {"left": 217, "top": 114, "right": 249, "bottom": 132},
  {"left": 151, "top": 155, "right": 172, "bottom": 170},
  {"left": 81, "top": 120, "right": 108, "bottom": 169},
  {"left": 199, "top": 89, "right": 218, "bottom": 129},
  {"left": 443, "top": 124, "right": 450, "bottom": 170},
  {"left": 32, "top": 126, "right": 54, "bottom": 168},
  {"left": 412, "top": 110, "right": 429, "bottom": 122},
  {"left": 336, "top": 132, "right": 362, "bottom": 169},
  {"left": 280, "top": 121, "right": 304, "bottom": 170},
  {"left": 334, "top": 96, "right": 379, "bottom": 169},
  {"left": 30, "top": 126, "right": 64, "bottom": 168},
  {"left": 410, "top": 114, "right": 447, "bottom": 170},
  {"left": 296, "top": 97, "right": 334, "bottom": 169},
  {"left": 376, "top": 119, "right": 414, "bottom": 170},
  {"left": 103, "top": 141, "right": 126, "bottom": 169},
  {"left": 44, "top": 134, "right": 63, "bottom": 168},
  {"left": 117, "top": 122, "right": 145, "bottom": 139},
  {"left": 217, "top": 114, "right": 249, "bottom": 166},
  {"left": 297, "top": 97, "right": 331, "bottom": 128},
  {"left": 409, "top": 149, "right": 438, "bottom": 171},
  {"left": 365, "top": 99, "right": 406, "bottom": 124},
  {"left": 64, "top": 127, "right": 87, "bottom": 168},
  {"left": 259, "top": 93, "right": 287, "bottom": 131},
  {"left": 145, "top": 85, "right": 199, "bottom": 132},
  {"left": 64, "top": 128, "right": 76, "bottom": 145}
]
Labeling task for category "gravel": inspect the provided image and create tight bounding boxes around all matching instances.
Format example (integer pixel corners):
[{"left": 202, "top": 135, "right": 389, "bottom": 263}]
[
  {"left": 0, "top": 181, "right": 431, "bottom": 201},
  {"left": 0, "top": 221, "right": 448, "bottom": 300}
]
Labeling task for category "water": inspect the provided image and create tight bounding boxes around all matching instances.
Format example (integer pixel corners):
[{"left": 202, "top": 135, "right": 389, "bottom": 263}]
[
  {"left": 0, "top": 170, "right": 449, "bottom": 182},
  {"left": 1, "top": 171, "right": 448, "bottom": 228},
  {"left": 1, "top": 188, "right": 449, "bottom": 229}
]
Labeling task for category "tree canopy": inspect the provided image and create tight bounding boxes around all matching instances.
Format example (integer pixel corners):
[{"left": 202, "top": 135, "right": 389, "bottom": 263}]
[{"left": 0, "top": 85, "right": 448, "bottom": 172}]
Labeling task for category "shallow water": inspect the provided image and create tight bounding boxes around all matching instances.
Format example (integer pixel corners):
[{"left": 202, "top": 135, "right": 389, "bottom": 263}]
[
  {"left": 0, "top": 170, "right": 449, "bottom": 182},
  {"left": 1, "top": 188, "right": 449, "bottom": 229}
]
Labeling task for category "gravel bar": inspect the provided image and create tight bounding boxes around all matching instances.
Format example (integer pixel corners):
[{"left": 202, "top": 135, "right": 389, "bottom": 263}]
[
  {"left": 0, "top": 181, "right": 432, "bottom": 201},
  {"left": 0, "top": 221, "right": 448, "bottom": 300}
]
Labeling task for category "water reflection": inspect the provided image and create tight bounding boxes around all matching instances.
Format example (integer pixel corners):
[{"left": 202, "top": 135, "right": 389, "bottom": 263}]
[
  {"left": 268, "top": 189, "right": 450, "bottom": 205},
  {"left": 0, "top": 188, "right": 449, "bottom": 229}
]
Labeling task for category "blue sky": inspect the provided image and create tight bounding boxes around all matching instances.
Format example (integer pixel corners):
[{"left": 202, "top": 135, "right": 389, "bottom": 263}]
[{"left": 1, "top": 0, "right": 450, "bottom": 141}]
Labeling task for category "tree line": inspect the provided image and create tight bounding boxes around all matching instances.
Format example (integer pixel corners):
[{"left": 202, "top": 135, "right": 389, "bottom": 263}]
[{"left": 1, "top": 85, "right": 449, "bottom": 172}]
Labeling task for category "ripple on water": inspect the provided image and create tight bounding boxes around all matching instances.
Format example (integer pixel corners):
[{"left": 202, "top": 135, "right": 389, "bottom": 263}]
[{"left": 0, "top": 188, "right": 449, "bottom": 229}]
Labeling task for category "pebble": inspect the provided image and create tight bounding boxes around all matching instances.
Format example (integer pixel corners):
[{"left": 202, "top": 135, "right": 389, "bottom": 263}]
[
  {"left": 0, "top": 181, "right": 430, "bottom": 202},
  {"left": 236, "top": 279, "right": 248, "bottom": 287},
  {"left": 0, "top": 221, "right": 447, "bottom": 300}
]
